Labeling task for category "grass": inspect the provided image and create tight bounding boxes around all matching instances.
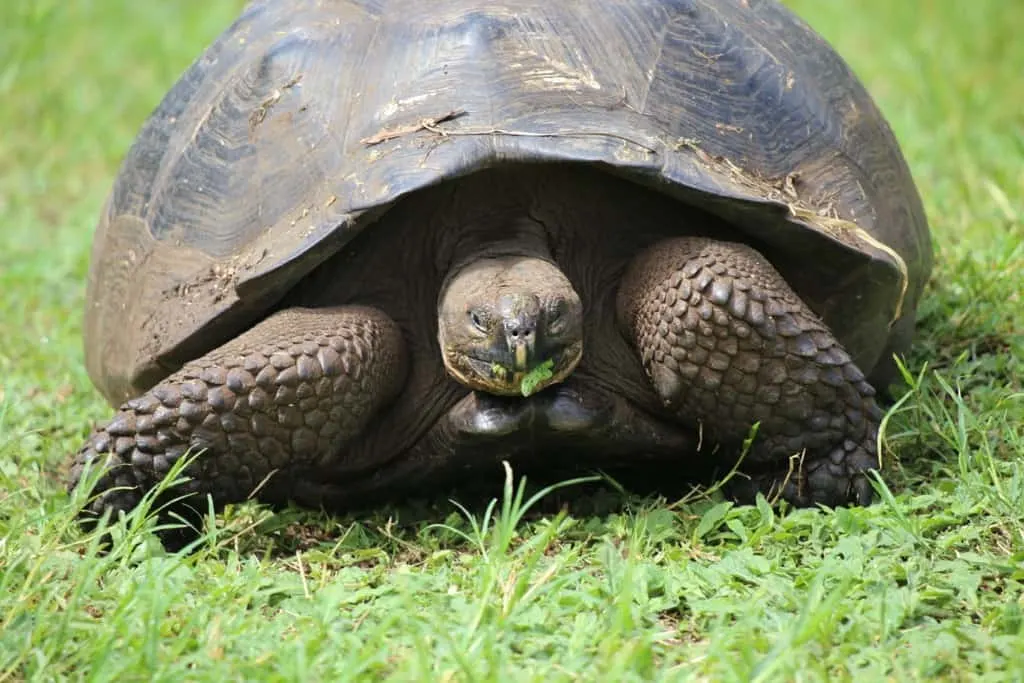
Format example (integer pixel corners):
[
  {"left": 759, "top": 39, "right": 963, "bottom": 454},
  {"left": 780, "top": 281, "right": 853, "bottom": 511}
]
[{"left": 1, "top": 0, "right": 1022, "bottom": 680}]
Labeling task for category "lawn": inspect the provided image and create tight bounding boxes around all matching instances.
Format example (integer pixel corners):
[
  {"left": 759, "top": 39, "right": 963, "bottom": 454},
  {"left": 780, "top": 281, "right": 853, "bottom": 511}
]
[{"left": 1, "top": 0, "right": 1021, "bottom": 680}]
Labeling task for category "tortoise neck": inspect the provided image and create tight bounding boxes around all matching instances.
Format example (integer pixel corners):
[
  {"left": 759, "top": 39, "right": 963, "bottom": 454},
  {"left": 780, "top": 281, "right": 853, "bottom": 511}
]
[{"left": 445, "top": 215, "right": 555, "bottom": 277}]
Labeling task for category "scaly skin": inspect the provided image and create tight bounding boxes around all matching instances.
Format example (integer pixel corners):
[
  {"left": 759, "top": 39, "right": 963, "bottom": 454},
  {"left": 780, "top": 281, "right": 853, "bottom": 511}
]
[
  {"left": 69, "top": 306, "right": 408, "bottom": 530},
  {"left": 618, "top": 237, "right": 883, "bottom": 505}
]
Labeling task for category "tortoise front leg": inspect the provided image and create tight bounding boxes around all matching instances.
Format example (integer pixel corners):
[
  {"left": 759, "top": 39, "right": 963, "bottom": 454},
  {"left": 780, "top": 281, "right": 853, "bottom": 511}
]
[
  {"left": 617, "top": 237, "right": 883, "bottom": 506},
  {"left": 68, "top": 306, "right": 408, "bottom": 534}
]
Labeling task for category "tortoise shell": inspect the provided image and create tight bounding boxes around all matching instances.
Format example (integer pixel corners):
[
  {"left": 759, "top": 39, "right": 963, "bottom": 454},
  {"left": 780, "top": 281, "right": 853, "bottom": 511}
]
[{"left": 84, "top": 0, "right": 932, "bottom": 405}]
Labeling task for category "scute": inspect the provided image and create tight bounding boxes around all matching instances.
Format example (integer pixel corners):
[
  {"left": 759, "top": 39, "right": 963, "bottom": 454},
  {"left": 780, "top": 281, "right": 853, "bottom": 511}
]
[{"left": 86, "top": 0, "right": 931, "bottom": 406}]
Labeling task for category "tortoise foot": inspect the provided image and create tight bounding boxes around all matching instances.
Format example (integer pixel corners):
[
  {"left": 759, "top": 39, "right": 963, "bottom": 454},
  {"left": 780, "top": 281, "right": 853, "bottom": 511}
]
[
  {"left": 68, "top": 306, "right": 408, "bottom": 536},
  {"left": 618, "top": 236, "right": 884, "bottom": 507},
  {"left": 726, "top": 440, "right": 877, "bottom": 507}
]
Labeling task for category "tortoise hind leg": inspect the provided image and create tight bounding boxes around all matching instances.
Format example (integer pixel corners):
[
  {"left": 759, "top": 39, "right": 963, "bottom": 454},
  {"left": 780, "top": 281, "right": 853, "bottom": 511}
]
[
  {"left": 68, "top": 305, "right": 408, "bottom": 539},
  {"left": 617, "top": 236, "right": 883, "bottom": 506}
]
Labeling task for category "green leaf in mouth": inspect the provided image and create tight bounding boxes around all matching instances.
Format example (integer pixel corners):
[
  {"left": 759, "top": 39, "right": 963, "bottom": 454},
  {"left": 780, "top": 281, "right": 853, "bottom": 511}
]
[
  {"left": 519, "top": 359, "right": 555, "bottom": 397},
  {"left": 490, "top": 362, "right": 509, "bottom": 381}
]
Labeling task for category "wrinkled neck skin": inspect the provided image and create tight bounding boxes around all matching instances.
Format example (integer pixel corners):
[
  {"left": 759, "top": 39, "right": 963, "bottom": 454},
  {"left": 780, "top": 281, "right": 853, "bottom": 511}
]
[
  {"left": 443, "top": 215, "right": 555, "bottom": 277},
  {"left": 437, "top": 215, "right": 584, "bottom": 396}
]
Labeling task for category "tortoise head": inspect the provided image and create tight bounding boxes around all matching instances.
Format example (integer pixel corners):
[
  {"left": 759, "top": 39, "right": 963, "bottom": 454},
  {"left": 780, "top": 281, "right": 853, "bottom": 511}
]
[{"left": 438, "top": 256, "right": 583, "bottom": 397}]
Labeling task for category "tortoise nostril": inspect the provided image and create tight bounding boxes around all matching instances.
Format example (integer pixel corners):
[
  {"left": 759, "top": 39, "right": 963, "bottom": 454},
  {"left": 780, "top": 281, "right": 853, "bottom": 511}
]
[{"left": 505, "top": 317, "right": 537, "bottom": 340}]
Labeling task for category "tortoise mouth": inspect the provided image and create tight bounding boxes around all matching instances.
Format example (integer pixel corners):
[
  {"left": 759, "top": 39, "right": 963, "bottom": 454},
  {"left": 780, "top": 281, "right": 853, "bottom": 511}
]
[{"left": 448, "top": 341, "right": 583, "bottom": 397}]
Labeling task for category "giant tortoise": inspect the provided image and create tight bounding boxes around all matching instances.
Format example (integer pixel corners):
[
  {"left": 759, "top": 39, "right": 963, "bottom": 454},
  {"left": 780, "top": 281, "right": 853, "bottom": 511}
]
[{"left": 68, "top": 0, "right": 932, "bottom": 532}]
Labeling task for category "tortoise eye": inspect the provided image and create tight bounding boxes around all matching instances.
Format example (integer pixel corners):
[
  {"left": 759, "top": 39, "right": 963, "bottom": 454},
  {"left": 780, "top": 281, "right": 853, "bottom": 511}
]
[
  {"left": 546, "top": 311, "right": 563, "bottom": 335},
  {"left": 546, "top": 301, "right": 567, "bottom": 334},
  {"left": 468, "top": 309, "right": 488, "bottom": 332}
]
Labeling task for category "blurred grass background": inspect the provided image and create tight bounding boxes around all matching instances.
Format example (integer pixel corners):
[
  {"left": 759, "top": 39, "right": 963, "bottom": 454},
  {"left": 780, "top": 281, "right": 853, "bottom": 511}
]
[{"left": 0, "top": 0, "right": 1021, "bottom": 680}]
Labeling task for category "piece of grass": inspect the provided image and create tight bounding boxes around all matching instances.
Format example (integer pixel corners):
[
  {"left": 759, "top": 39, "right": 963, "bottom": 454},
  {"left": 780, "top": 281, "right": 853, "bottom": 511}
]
[{"left": 519, "top": 359, "right": 555, "bottom": 397}]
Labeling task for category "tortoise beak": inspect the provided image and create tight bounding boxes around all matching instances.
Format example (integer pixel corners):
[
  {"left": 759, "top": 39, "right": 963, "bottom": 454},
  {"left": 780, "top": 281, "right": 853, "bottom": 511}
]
[{"left": 511, "top": 338, "right": 535, "bottom": 372}]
